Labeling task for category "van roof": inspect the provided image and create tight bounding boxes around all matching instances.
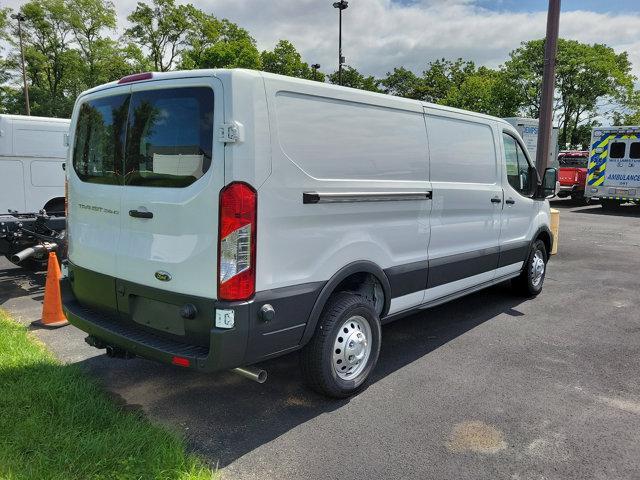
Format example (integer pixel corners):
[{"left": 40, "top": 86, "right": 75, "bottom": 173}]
[
  {"left": 0, "top": 114, "right": 70, "bottom": 124},
  {"left": 80, "top": 68, "right": 512, "bottom": 127}
]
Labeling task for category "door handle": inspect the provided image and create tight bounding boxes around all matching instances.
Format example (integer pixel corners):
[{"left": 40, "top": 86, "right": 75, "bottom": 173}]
[
  {"left": 129, "top": 209, "right": 153, "bottom": 219},
  {"left": 505, "top": 198, "right": 515, "bottom": 205},
  {"left": 490, "top": 197, "right": 502, "bottom": 204}
]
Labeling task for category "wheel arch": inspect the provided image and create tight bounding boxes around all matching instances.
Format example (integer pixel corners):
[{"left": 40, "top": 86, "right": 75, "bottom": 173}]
[
  {"left": 43, "top": 196, "right": 65, "bottom": 214},
  {"left": 533, "top": 225, "right": 553, "bottom": 260},
  {"left": 299, "top": 261, "right": 391, "bottom": 346}
]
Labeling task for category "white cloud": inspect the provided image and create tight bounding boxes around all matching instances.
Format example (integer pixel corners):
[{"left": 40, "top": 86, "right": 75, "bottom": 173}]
[{"left": 3, "top": 0, "right": 640, "bottom": 79}]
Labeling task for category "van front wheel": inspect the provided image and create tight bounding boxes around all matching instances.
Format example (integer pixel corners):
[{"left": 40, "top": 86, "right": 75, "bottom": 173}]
[
  {"left": 512, "top": 239, "right": 547, "bottom": 296},
  {"left": 301, "top": 293, "right": 381, "bottom": 398}
]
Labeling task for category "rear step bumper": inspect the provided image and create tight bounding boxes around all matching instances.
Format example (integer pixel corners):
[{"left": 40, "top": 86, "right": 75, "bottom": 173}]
[
  {"left": 60, "top": 263, "right": 324, "bottom": 372},
  {"left": 60, "top": 277, "right": 248, "bottom": 372}
]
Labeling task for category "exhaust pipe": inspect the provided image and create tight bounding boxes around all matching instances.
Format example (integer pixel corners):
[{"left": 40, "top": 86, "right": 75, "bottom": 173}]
[
  {"left": 232, "top": 366, "right": 267, "bottom": 384},
  {"left": 11, "top": 242, "right": 58, "bottom": 263}
]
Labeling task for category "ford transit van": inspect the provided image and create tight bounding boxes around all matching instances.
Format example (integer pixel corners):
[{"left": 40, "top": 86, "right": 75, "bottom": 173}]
[{"left": 62, "top": 69, "right": 557, "bottom": 398}]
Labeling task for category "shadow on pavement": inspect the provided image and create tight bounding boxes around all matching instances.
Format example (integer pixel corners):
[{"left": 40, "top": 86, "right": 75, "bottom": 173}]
[
  {"left": 0, "top": 265, "right": 45, "bottom": 306},
  {"left": 571, "top": 204, "right": 640, "bottom": 218},
  {"left": 77, "top": 281, "right": 528, "bottom": 468}
]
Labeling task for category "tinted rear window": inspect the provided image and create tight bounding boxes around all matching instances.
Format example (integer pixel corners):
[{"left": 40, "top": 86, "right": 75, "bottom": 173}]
[
  {"left": 72, "top": 87, "right": 214, "bottom": 188},
  {"left": 73, "top": 94, "right": 129, "bottom": 185},
  {"left": 630, "top": 142, "right": 640, "bottom": 159},
  {"left": 125, "top": 87, "right": 214, "bottom": 187},
  {"left": 558, "top": 155, "right": 587, "bottom": 167},
  {"left": 609, "top": 142, "right": 626, "bottom": 159}
]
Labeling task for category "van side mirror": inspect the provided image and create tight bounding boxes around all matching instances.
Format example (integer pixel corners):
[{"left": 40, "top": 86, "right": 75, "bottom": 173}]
[{"left": 537, "top": 167, "right": 557, "bottom": 199}]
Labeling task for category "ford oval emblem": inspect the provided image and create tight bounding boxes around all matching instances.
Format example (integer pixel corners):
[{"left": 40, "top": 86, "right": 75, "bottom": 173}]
[{"left": 155, "top": 271, "right": 172, "bottom": 282}]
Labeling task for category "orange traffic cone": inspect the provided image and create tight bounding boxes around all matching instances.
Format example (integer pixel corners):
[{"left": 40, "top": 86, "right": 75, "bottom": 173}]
[{"left": 33, "top": 252, "right": 68, "bottom": 329}]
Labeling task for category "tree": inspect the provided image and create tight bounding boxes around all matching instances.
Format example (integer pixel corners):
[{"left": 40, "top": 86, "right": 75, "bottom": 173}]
[
  {"left": 125, "top": 0, "right": 196, "bottom": 72},
  {"left": 14, "top": 0, "right": 81, "bottom": 117},
  {"left": 261, "top": 40, "right": 315, "bottom": 79},
  {"left": 504, "top": 39, "right": 635, "bottom": 147},
  {"left": 180, "top": 17, "right": 261, "bottom": 70},
  {"left": 67, "top": 0, "right": 119, "bottom": 86},
  {"left": 379, "top": 67, "right": 421, "bottom": 99},
  {"left": 328, "top": 65, "right": 380, "bottom": 92},
  {"left": 443, "top": 67, "right": 520, "bottom": 117}
]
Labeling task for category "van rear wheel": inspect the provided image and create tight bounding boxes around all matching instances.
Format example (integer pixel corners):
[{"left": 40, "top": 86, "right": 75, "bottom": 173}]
[
  {"left": 301, "top": 293, "right": 381, "bottom": 398},
  {"left": 512, "top": 239, "right": 547, "bottom": 297}
]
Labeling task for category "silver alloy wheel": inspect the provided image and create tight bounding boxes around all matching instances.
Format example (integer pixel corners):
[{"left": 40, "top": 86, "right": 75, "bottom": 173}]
[
  {"left": 531, "top": 249, "right": 545, "bottom": 287},
  {"left": 332, "top": 315, "right": 372, "bottom": 380}
]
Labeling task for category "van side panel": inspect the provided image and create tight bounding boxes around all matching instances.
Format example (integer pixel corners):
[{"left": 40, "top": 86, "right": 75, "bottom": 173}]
[
  {"left": 423, "top": 110, "right": 502, "bottom": 302},
  {"left": 259, "top": 78, "right": 431, "bottom": 303}
]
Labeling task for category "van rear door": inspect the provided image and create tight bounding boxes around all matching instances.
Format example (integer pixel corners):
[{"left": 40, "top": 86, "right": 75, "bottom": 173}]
[
  {"left": 116, "top": 77, "right": 225, "bottom": 299},
  {"left": 69, "top": 86, "right": 130, "bottom": 282}
]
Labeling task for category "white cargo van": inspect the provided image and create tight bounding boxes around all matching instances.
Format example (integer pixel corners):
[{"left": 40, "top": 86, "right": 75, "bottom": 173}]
[
  {"left": 0, "top": 114, "right": 69, "bottom": 214},
  {"left": 62, "top": 70, "right": 557, "bottom": 397}
]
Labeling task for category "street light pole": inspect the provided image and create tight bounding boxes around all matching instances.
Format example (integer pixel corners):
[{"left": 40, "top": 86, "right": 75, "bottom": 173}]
[
  {"left": 11, "top": 12, "right": 30, "bottom": 116},
  {"left": 535, "top": 0, "right": 560, "bottom": 177},
  {"left": 333, "top": 1, "right": 348, "bottom": 85}
]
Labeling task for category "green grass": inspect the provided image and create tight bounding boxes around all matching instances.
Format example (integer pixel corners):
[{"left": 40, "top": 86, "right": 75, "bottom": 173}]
[{"left": 0, "top": 310, "right": 216, "bottom": 480}]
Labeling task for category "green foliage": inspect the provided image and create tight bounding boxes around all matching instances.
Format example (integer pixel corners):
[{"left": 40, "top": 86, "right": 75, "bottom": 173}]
[
  {"left": 181, "top": 18, "right": 261, "bottom": 70},
  {"left": 261, "top": 40, "right": 320, "bottom": 80},
  {"left": 0, "top": 310, "right": 216, "bottom": 480},
  {"left": 328, "top": 65, "right": 380, "bottom": 92},
  {"left": 504, "top": 38, "right": 635, "bottom": 147},
  {"left": 379, "top": 67, "right": 421, "bottom": 98},
  {"left": 125, "top": 0, "right": 196, "bottom": 72}
]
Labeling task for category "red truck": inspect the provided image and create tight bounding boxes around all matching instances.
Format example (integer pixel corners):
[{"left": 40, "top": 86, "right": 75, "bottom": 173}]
[{"left": 557, "top": 150, "right": 590, "bottom": 203}]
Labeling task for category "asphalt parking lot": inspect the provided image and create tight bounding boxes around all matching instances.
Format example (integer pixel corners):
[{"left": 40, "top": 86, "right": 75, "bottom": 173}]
[{"left": 2, "top": 199, "right": 640, "bottom": 480}]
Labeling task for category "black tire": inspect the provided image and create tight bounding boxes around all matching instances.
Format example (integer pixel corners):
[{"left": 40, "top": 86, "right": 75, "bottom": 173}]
[
  {"left": 301, "top": 292, "right": 381, "bottom": 398},
  {"left": 512, "top": 239, "right": 547, "bottom": 297}
]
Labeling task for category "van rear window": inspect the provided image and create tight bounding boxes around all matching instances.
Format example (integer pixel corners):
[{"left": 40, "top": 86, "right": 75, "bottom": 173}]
[
  {"left": 73, "top": 94, "right": 129, "bottom": 185},
  {"left": 72, "top": 87, "right": 214, "bottom": 188},
  {"left": 609, "top": 142, "right": 626, "bottom": 159}
]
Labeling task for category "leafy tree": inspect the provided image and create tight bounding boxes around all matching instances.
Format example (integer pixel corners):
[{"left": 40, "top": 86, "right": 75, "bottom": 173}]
[
  {"left": 125, "top": 0, "right": 196, "bottom": 71},
  {"left": 443, "top": 67, "right": 520, "bottom": 117},
  {"left": 328, "top": 65, "right": 380, "bottom": 92},
  {"left": 67, "top": 0, "right": 118, "bottom": 86},
  {"left": 261, "top": 40, "right": 314, "bottom": 79},
  {"left": 504, "top": 38, "right": 635, "bottom": 146},
  {"left": 181, "top": 17, "right": 261, "bottom": 70},
  {"left": 379, "top": 67, "right": 421, "bottom": 99},
  {"left": 613, "top": 89, "right": 640, "bottom": 126},
  {"left": 14, "top": 0, "right": 81, "bottom": 116},
  {"left": 419, "top": 58, "right": 477, "bottom": 103}
]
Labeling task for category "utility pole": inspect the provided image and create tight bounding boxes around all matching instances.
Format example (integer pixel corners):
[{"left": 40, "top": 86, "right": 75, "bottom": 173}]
[
  {"left": 333, "top": 1, "right": 348, "bottom": 85},
  {"left": 535, "top": 0, "right": 560, "bottom": 177},
  {"left": 11, "top": 12, "right": 30, "bottom": 116}
]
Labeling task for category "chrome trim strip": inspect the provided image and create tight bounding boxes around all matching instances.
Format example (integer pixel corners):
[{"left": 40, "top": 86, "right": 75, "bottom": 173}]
[{"left": 303, "top": 191, "right": 432, "bottom": 204}]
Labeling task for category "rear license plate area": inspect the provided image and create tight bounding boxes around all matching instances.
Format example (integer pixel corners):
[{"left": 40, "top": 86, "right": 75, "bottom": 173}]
[{"left": 129, "top": 296, "right": 185, "bottom": 336}]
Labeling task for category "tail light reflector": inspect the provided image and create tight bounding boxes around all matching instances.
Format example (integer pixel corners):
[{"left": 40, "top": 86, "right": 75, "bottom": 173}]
[{"left": 218, "top": 182, "right": 257, "bottom": 301}]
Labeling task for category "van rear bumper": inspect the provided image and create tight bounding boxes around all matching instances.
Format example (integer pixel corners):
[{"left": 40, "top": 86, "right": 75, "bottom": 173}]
[{"left": 61, "top": 265, "right": 324, "bottom": 372}]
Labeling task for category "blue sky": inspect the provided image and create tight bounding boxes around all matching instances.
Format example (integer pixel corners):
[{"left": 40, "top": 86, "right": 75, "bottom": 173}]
[{"left": 395, "top": 0, "right": 640, "bottom": 13}]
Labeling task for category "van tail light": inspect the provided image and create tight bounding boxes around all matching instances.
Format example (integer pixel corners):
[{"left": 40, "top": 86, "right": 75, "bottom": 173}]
[
  {"left": 218, "top": 182, "right": 257, "bottom": 301},
  {"left": 574, "top": 171, "right": 579, "bottom": 183}
]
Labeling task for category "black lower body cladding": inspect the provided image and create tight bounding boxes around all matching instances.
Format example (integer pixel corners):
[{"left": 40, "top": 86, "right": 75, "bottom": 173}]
[{"left": 61, "top": 262, "right": 323, "bottom": 371}]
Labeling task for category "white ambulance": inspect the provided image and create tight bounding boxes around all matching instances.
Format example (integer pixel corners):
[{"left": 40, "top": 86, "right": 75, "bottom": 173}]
[{"left": 585, "top": 126, "right": 640, "bottom": 209}]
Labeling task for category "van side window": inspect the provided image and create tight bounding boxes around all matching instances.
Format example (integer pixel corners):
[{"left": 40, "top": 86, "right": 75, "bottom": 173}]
[
  {"left": 610, "top": 142, "right": 626, "bottom": 159},
  {"left": 503, "top": 133, "right": 533, "bottom": 196},
  {"left": 73, "top": 94, "right": 129, "bottom": 185},
  {"left": 427, "top": 115, "right": 497, "bottom": 184},
  {"left": 125, "top": 87, "right": 214, "bottom": 188},
  {"left": 630, "top": 142, "right": 640, "bottom": 159}
]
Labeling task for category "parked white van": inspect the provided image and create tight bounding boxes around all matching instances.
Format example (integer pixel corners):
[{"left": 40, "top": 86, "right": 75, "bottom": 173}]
[
  {"left": 0, "top": 114, "right": 69, "bottom": 214},
  {"left": 62, "top": 70, "right": 557, "bottom": 397}
]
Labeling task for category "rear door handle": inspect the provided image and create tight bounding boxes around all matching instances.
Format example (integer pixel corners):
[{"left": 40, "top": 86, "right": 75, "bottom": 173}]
[
  {"left": 505, "top": 198, "right": 515, "bottom": 205},
  {"left": 129, "top": 209, "right": 153, "bottom": 219},
  {"left": 490, "top": 197, "right": 502, "bottom": 204}
]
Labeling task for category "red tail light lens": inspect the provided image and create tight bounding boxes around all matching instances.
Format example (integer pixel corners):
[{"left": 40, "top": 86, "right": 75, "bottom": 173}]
[{"left": 218, "top": 182, "right": 257, "bottom": 301}]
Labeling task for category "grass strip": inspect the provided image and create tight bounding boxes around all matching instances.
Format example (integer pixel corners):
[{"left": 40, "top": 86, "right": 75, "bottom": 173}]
[{"left": 0, "top": 309, "right": 215, "bottom": 480}]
